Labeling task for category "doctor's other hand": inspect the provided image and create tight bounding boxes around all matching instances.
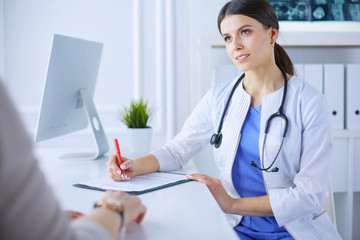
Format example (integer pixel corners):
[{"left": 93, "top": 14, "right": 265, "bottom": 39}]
[
  {"left": 107, "top": 155, "right": 137, "bottom": 181},
  {"left": 187, "top": 173, "right": 234, "bottom": 213}
]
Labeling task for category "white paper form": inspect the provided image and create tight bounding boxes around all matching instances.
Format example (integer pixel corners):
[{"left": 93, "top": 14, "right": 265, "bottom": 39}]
[{"left": 74, "top": 172, "right": 190, "bottom": 194}]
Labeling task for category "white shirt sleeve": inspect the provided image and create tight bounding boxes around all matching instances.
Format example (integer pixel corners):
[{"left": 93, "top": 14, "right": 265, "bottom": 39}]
[
  {"left": 151, "top": 88, "right": 215, "bottom": 171},
  {"left": 0, "top": 83, "right": 112, "bottom": 240}
]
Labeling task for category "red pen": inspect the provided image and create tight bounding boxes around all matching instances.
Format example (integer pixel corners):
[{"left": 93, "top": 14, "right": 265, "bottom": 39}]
[{"left": 114, "top": 139, "right": 125, "bottom": 180}]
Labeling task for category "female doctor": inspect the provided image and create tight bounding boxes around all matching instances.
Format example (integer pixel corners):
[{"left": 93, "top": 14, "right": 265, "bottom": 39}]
[{"left": 107, "top": 0, "right": 341, "bottom": 239}]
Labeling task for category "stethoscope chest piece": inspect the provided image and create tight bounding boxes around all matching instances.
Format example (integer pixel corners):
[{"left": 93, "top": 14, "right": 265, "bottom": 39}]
[{"left": 210, "top": 133, "right": 222, "bottom": 148}]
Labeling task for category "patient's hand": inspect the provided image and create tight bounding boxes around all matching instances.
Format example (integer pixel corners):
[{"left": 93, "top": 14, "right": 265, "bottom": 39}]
[{"left": 66, "top": 210, "right": 84, "bottom": 220}]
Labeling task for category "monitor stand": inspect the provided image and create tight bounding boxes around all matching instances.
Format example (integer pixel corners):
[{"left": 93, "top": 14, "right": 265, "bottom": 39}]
[{"left": 58, "top": 89, "right": 109, "bottom": 160}]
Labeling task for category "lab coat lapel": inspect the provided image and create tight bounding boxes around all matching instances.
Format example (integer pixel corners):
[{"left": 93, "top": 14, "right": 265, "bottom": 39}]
[
  {"left": 259, "top": 87, "right": 285, "bottom": 184},
  {"left": 220, "top": 81, "right": 251, "bottom": 182}
]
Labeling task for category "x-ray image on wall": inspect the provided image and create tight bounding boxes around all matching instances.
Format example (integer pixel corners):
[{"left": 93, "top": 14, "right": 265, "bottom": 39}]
[
  {"left": 269, "top": 0, "right": 310, "bottom": 20},
  {"left": 311, "top": 0, "right": 346, "bottom": 20},
  {"left": 268, "top": 0, "right": 360, "bottom": 21},
  {"left": 346, "top": 0, "right": 360, "bottom": 21}
]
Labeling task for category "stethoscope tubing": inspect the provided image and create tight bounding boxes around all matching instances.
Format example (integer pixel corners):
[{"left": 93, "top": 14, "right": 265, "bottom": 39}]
[{"left": 210, "top": 67, "right": 289, "bottom": 172}]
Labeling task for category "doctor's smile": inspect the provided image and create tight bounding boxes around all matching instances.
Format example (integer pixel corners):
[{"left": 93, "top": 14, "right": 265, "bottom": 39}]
[{"left": 235, "top": 54, "right": 250, "bottom": 62}]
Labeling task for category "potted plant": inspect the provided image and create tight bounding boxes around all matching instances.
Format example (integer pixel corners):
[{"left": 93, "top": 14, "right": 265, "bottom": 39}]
[{"left": 120, "top": 99, "right": 153, "bottom": 154}]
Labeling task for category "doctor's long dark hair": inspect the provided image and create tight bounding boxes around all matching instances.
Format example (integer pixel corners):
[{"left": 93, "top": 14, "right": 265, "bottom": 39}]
[{"left": 217, "top": 0, "right": 294, "bottom": 75}]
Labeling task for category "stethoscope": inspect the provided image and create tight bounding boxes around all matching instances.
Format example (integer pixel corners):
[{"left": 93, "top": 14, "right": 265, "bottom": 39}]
[{"left": 210, "top": 67, "right": 289, "bottom": 172}]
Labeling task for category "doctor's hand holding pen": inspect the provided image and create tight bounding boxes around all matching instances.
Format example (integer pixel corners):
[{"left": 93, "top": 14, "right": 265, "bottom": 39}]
[
  {"left": 107, "top": 139, "right": 160, "bottom": 181},
  {"left": 107, "top": 154, "right": 160, "bottom": 181}
]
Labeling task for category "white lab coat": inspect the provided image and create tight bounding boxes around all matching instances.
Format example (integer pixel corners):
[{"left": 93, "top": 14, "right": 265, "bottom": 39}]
[{"left": 152, "top": 75, "right": 342, "bottom": 239}]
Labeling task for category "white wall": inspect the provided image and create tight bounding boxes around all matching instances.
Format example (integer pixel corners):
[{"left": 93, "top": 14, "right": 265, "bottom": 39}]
[{"left": 188, "top": 0, "right": 229, "bottom": 108}]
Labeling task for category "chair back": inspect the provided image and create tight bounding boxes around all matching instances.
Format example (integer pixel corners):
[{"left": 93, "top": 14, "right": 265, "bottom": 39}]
[{"left": 322, "top": 180, "right": 337, "bottom": 228}]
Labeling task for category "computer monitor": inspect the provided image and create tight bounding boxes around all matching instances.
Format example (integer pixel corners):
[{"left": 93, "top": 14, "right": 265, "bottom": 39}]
[{"left": 35, "top": 34, "right": 108, "bottom": 160}]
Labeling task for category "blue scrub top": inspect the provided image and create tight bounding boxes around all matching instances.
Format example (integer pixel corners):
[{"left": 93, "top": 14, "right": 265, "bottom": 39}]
[{"left": 232, "top": 105, "right": 293, "bottom": 240}]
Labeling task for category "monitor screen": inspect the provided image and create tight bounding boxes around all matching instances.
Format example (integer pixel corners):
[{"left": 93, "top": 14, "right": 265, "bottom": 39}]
[{"left": 35, "top": 34, "right": 108, "bottom": 159}]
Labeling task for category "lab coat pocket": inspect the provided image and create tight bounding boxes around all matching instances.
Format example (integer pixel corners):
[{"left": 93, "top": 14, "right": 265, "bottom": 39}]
[{"left": 311, "top": 211, "right": 342, "bottom": 240}]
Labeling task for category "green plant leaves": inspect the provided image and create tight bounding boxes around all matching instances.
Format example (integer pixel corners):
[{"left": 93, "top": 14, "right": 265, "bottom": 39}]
[{"left": 120, "top": 99, "right": 153, "bottom": 128}]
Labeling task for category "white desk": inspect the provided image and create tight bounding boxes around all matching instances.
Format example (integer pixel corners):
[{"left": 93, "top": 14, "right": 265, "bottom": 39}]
[{"left": 34, "top": 148, "right": 239, "bottom": 240}]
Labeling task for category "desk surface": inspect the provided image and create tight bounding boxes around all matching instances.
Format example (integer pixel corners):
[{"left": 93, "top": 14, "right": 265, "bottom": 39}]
[{"left": 35, "top": 148, "right": 239, "bottom": 240}]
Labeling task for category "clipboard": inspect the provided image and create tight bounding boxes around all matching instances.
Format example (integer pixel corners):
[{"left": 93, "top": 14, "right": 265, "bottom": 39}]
[{"left": 73, "top": 172, "right": 193, "bottom": 195}]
